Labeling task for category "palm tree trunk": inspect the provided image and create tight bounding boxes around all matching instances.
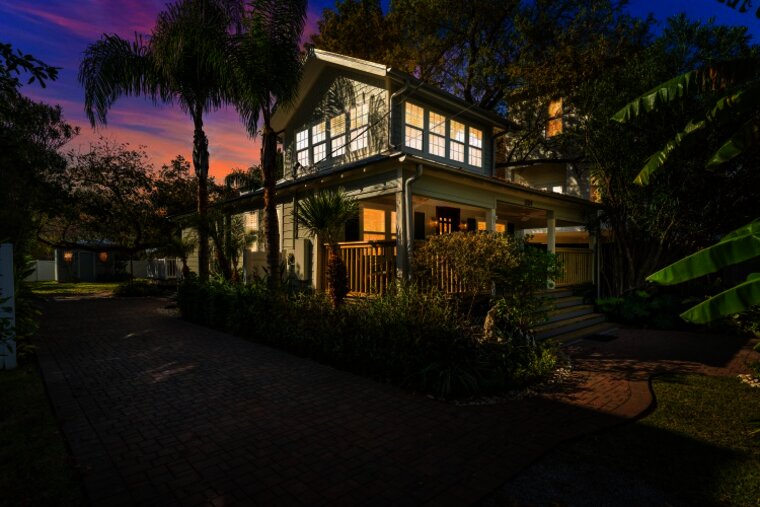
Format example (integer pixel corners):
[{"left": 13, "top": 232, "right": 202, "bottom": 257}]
[
  {"left": 193, "top": 112, "right": 210, "bottom": 281},
  {"left": 261, "top": 123, "right": 280, "bottom": 290}
]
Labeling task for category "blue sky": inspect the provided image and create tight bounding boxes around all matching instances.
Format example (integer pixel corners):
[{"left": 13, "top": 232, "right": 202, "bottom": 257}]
[{"left": 1, "top": 0, "right": 758, "bottom": 178}]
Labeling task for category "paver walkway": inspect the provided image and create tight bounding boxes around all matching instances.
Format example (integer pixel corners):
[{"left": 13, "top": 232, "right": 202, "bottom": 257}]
[{"left": 36, "top": 298, "right": 758, "bottom": 506}]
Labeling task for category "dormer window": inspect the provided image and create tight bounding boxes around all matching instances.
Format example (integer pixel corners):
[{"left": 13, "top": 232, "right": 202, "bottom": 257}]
[
  {"left": 547, "top": 98, "right": 563, "bottom": 137},
  {"left": 405, "top": 102, "right": 424, "bottom": 150}
]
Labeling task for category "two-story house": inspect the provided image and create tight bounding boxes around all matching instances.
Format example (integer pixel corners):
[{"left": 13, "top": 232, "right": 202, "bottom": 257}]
[{"left": 211, "top": 49, "right": 599, "bottom": 297}]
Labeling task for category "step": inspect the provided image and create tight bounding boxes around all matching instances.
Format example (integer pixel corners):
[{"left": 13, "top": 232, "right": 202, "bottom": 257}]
[
  {"left": 535, "top": 312, "right": 607, "bottom": 339},
  {"left": 541, "top": 295, "right": 585, "bottom": 311},
  {"left": 553, "top": 322, "right": 619, "bottom": 345},
  {"left": 538, "top": 289, "right": 575, "bottom": 300},
  {"left": 546, "top": 304, "right": 594, "bottom": 323}
]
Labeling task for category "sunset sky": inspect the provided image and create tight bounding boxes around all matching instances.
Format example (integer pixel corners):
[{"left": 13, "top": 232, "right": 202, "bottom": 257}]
[{"left": 2, "top": 0, "right": 758, "bottom": 179}]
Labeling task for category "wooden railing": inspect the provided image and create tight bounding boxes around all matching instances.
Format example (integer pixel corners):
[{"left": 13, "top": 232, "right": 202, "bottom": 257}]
[
  {"left": 324, "top": 241, "right": 397, "bottom": 295},
  {"left": 555, "top": 248, "right": 593, "bottom": 286}
]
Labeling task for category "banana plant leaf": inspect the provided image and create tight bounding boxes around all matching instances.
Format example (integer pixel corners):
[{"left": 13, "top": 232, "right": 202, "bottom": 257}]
[
  {"left": 706, "top": 116, "right": 760, "bottom": 167},
  {"left": 680, "top": 273, "right": 760, "bottom": 323},
  {"left": 646, "top": 223, "right": 760, "bottom": 285},
  {"left": 612, "top": 70, "right": 699, "bottom": 123},
  {"left": 634, "top": 120, "right": 704, "bottom": 185},
  {"left": 721, "top": 219, "right": 760, "bottom": 242}
]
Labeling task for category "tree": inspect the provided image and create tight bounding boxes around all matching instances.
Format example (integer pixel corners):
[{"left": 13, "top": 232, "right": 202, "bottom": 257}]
[
  {"left": 309, "top": 0, "right": 391, "bottom": 62},
  {"left": 295, "top": 188, "right": 358, "bottom": 307},
  {"left": 233, "top": 0, "right": 307, "bottom": 289},
  {"left": 612, "top": 55, "right": 760, "bottom": 323},
  {"left": 78, "top": 0, "right": 243, "bottom": 280}
]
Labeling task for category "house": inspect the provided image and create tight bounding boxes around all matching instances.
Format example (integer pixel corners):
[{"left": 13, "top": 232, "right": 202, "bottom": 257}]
[{"left": 210, "top": 49, "right": 598, "bottom": 295}]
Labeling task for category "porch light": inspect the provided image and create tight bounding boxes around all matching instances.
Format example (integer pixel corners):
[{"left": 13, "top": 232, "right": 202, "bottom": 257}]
[
  {"left": 458, "top": 222, "right": 467, "bottom": 231},
  {"left": 63, "top": 251, "right": 74, "bottom": 263},
  {"left": 98, "top": 251, "right": 109, "bottom": 263}
]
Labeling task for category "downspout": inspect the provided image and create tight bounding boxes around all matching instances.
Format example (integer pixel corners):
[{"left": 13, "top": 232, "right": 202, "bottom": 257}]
[
  {"left": 388, "top": 78, "right": 410, "bottom": 150},
  {"left": 404, "top": 163, "right": 423, "bottom": 280}
]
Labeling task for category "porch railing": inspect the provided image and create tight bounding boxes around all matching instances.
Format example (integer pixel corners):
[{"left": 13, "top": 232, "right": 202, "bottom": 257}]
[
  {"left": 555, "top": 248, "right": 593, "bottom": 286},
  {"left": 323, "top": 241, "right": 397, "bottom": 295}
]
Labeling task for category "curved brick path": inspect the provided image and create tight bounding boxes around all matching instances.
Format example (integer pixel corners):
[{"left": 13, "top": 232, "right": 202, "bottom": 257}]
[{"left": 35, "top": 298, "right": 758, "bottom": 506}]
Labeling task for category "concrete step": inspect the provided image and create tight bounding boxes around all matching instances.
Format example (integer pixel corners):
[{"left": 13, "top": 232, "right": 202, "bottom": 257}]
[
  {"left": 546, "top": 304, "right": 594, "bottom": 323},
  {"left": 542, "top": 296, "right": 585, "bottom": 310},
  {"left": 538, "top": 289, "right": 575, "bottom": 300},
  {"left": 553, "top": 322, "right": 619, "bottom": 345},
  {"left": 535, "top": 312, "right": 607, "bottom": 340}
]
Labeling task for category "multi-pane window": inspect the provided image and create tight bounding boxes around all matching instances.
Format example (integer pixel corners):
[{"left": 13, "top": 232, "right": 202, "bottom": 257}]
[
  {"left": 428, "top": 111, "right": 446, "bottom": 157},
  {"left": 405, "top": 102, "right": 424, "bottom": 150},
  {"left": 330, "top": 114, "right": 346, "bottom": 157},
  {"left": 547, "top": 98, "right": 563, "bottom": 137},
  {"left": 350, "top": 103, "right": 369, "bottom": 152},
  {"left": 468, "top": 127, "right": 482, "bottom": 167},
  {"left": 296, "top": 128, "right": 309, "bottom": 167},
  {"left": 449, "top": 120, "right": 465, "bottom": 162},
  {"left": 312, "top": 122, "right": 327, "bottom": 163}
]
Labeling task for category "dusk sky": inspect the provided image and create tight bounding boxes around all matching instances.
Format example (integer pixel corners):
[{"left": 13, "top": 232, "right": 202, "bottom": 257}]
[{"left": 2, "top": 0, "right": 759, "bottom": 179}]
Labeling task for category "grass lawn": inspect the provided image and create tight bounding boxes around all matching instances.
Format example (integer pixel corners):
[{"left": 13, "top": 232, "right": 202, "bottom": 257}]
[
  {"left": 27, "top": 281, "right": 119, "bottom": 297},
  {"left": 502, "top": 374, "right": 760, "bottom": 506},
  {"left": 0, "top": 363, "right": 83, "bottom": 506}
]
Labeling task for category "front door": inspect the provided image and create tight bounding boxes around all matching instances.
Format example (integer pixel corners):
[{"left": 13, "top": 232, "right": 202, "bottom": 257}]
[{"left": 436, "top": 206, "right": 460, "bottom": 234}]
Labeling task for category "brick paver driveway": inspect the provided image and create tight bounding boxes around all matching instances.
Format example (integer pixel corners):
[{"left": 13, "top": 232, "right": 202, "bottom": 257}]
[{"left": 36, "top": 298, "right": 757, "bottom": 506}]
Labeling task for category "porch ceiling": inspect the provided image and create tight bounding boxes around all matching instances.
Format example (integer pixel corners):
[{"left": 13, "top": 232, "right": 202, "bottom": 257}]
[{"left": 496, "top": 202, "right": 581, "bottom": 230}]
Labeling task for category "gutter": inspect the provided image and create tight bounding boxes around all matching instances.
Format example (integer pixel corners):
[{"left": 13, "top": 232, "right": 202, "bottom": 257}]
[{"left": 388, "top": 79, "right": 410, "bottom": 150}]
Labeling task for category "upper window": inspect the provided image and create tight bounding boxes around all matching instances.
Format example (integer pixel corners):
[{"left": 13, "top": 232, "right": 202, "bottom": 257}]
[
  {"left": 428, "top": 111, "right": 446, "bottom": 157},
  {"left": 405, "top": 102, "right": 424, "bottom": 151},
  {"left": 468, "top": 127, "right": 482, "bottom": 167},
  {"left": 449, "top": 120, "right": 465, "bottom": 162},
  {"left": 312, "top": 122, "right": 327, "bottom": 163},
  {"left": 547, "top": 98, "right": 563, "bottom": 137},
  {"left": 330, "top": 114, "right": 346, "bottom": 157},
  {"left": 296, "top": 128, "right": 309, "bottom": 167},
  {"left": 350, "top": 103, "right": 369, "bottom": 153}
]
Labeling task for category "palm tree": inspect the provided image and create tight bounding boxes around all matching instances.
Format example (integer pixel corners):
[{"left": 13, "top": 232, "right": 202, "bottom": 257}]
[
  {"left": 295, "top": 188, "right": 359, "bottom": 307},
  {"left": 78, "top": 0, "right": 243, "bottom": 281},
  {"left": 613, "top": 59, "right": 760, "bottom": 323},
  {"left": 232, "top": 0, "right": 307, "bottom": 290}
]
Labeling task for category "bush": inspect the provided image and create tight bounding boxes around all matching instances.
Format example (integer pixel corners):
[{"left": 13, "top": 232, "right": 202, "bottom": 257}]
[
  {"left": 177, "top": 277, "right": 561, "bottom": 399},
  {"left": 596, "top": 289, "right": 683, "bottom": 329},
  {"left": 114, "top": 278, "right": 164, "bottom": 297}
]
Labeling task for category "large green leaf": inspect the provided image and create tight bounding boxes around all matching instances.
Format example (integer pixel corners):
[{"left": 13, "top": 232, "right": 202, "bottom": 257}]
[
  {"left": 634, "top": 120, "right": 705, "bottom": 185},
  {"left": 646, "top": 227, "right": 760, "bottom": 285},
  {"left": 680, "top": 273, "right": 760, "bottom": 323},
  {"left": 612, "top": 70, "right": 699, "bottom": 123},
  {"left": 720, "top": 219, "right": 760, "bottom": 242},
  {"left": 706, "top": 116, "right": 760, "bottom": 167}
]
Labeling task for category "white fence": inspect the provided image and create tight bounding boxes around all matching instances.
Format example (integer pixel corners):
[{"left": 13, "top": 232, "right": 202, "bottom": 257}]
[{"left": 24, "top": 260, "right": 56, "bottom": 282}]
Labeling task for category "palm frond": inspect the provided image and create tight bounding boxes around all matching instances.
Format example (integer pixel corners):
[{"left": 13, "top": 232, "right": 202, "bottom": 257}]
[
  {"left": 295, "top": 188, "right": 359, "bottom": 245},
  {"left": 707, "top": 116, "right": 760, "bottom": 167},
  {"left": 634, "top": 119, "right": 705, "bottom": 185},
  {"left": 612, "top": 70, "right": 699, "bottom": 123},
  {"left": 78, "top": 34, "right": 164, "bottom": 126}
]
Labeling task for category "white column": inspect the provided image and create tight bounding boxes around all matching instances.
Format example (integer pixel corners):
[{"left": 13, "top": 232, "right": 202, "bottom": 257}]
[
  {"left": 547, "top": 210, "right": 556, "bottom": 254},
  {"left": 395, "top": 190, "right": 406, "bottom": 279},
  {"left": 486, "top": 208, "right": 497, "bottom": 232}
]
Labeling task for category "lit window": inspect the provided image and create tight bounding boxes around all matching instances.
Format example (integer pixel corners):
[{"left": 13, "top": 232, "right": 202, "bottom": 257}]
[
  {"left": 449, "top": 120, "right": 465, "bottom": 162},
  {"left": 296, "top": 129, "right": 308, "bottom": 151},
  {"left": 312, "top": 122, "right": 326, "bottom": 144},
  {"left": 350, "top": 103, "right": 369, "bottom": 153},
  {"left": 363, "top": 208, "right": 386, "bottom": 240},
  {"left": 477, "top": 221, "right": 486, "bottom": 231},
  {"left": 468, "top": 127, "right": 482, "bottom": 167},
  {"left": 313, "top": 143, "right": 326, "bottom": 163},
  {"left": 297, "top": 149, "right": 309, "bottom": 167},
  {"left": 547, "top": 98, "right": 563, "bottom": 137},
  {"left": 469, "top": 128, "right": 482, "bottom": 148},
  {"left": 330, "top": 114, "right": 346, "bottom": 157},
  {"left": 428, "top": 111, "right": 446, "bottom": 157},
  {"left": 496, "top": 223, "right": 506, "bottom": 233},
  {"left": 405, "top": 102, "right": 424, "bottom": 150}
]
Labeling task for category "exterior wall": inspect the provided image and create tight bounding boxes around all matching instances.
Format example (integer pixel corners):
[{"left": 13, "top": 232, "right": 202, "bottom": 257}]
[
  {"left": 509, "top": 163, "right": 590, "bottom": 199},
  {"left": 283, "top": 69, "right": 388, "bottom": 178},
  {"left": 24, "top": 260, "right": 56, "bottom": 282},
  {"left": 182, "top": 227, "right": 199, "bottom": 275}
]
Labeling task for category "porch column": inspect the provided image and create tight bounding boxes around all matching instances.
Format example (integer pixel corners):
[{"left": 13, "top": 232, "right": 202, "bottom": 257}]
[
  {"left": 547, "top": 210, "right": 556, "bottom": 254},
  {"left": 395, "top": 190, "right": 407, "bottom": 279},
  {"left": 486, "top": 208, "right": 497, "bottom": 232}
]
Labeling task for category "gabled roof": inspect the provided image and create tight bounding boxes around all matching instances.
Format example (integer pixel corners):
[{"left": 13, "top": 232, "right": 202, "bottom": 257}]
[{"left": 271, "top": 49, "right": 509, "bottom": 132}]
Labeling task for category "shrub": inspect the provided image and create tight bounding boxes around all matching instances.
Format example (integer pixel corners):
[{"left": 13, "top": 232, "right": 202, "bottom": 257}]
[
  {"left": 596, "top": 289, "right": 684, "bottom": 329},
  {"left": 177, "top": 278, "right": 561, "bottom": 399}
]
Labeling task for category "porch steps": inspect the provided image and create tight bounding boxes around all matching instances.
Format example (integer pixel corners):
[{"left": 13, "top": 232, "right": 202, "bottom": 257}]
[{"left": 534, "top": 289, "right": 617, "bottom": 342}]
